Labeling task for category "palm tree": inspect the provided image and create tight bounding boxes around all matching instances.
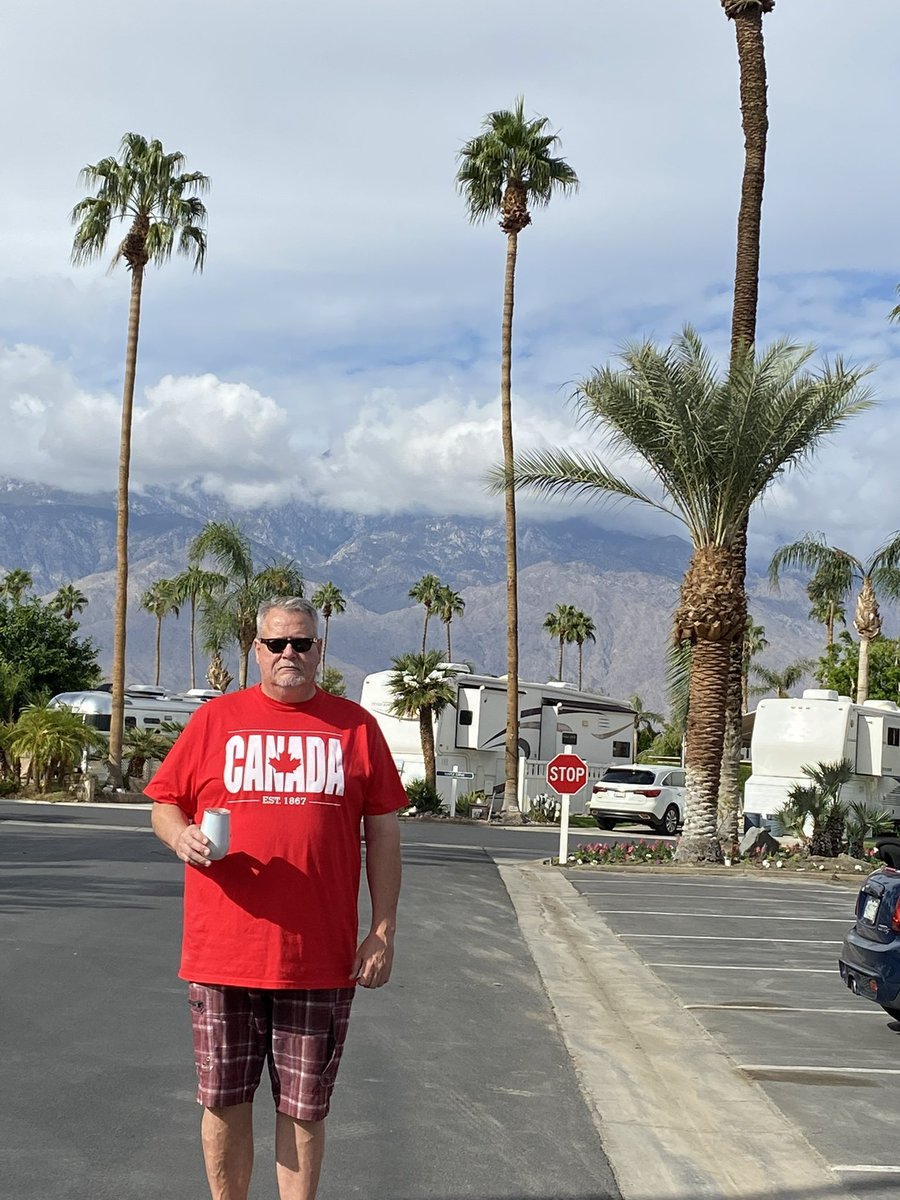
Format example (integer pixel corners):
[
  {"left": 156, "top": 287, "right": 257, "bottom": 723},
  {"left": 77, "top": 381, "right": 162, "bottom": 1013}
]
[
  {"left": 387, "top": 651, "right": 457, "bottom": 791},
  {"left": 741, "top": 618, "right": 768, "bottom": 712},
  {"left": 504, "top": 329, "right": 872, "bottom": 862},
  {"left": 458, "top": 98, "right": 578, "bottom": 818},
  {"left": 408, "top": 574, "right": 443, "bottom": 655},
  {"left": 543, "top": 604, "right": 579, "bottom": 680},
  {"left": 311, "top": 582, "right": 346, "bottom": 680},
  {"left": 769, "top": 534, "right": 900, "bottom": 705},
  {"left": 570, "top": 610, "right": 597, "bottom": 689},
  {"left": 49, "top": 584, "right": 88, "bottom": 622},
  {"left": 0, "top": 569, "right": 33, "bottom": 605},
  {"left": 436, "top": 585, "right": 466, "bottom": 662},
  {"left": 71, "top": 133, "right": 208, "bottom": 787},
  {"left": 718, "top": 0, "right": 775, "bottom": 852},
  {"left": 9, "top": 703, "right": 100, "bottom": 793},
  {"left": 140, "top": 578, "right": 180, "bottom": 687},
  {"left": 750, "top": 658, "right": 815, "bottom": 699},
  {"left": 630, "top": 693, "right": 665, "bottom": 755},
  {"left": 807, "top": 565, "right": 847, "bottom": 649},
  {"left": 189, "top": 521, "right": 303, "bottom": 689},
  {"left": 171, "top": 565, "right": 226, "bottom": 689}
]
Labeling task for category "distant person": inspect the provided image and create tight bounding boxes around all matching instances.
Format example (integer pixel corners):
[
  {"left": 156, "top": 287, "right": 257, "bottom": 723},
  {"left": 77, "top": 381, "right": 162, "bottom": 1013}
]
[{"left": 147, "top": 596, "right": 406, "bottom": 1200}]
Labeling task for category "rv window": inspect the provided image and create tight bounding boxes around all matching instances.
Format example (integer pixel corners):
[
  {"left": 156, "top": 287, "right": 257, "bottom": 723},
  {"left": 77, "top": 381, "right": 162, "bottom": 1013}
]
[
  {"left": 124, "top": 717, "right": 136, "bottom": 729},
  {"left": 612, "top": 741, "right": 630, "bottom": 758},
  {"left": 84, "top": 714, "right": 111, "bottom": 732},
  {"left": 889, "top": 727, "right": 900, "bottom": 747},
  {"left": 561, "top": 732, "right": 577, "bottom": 746},
  {"left": 143, "top": 717, "right": 161, "bottom": 725},
  {"left": 458, "top": 711, "right": 473, "bottom": 726}
]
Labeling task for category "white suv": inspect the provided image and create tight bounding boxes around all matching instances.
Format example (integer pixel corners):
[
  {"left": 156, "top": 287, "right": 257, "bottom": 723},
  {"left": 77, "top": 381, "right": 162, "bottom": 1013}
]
[{"left": 588, "top": 765, "right": 685, "bottom": 836}]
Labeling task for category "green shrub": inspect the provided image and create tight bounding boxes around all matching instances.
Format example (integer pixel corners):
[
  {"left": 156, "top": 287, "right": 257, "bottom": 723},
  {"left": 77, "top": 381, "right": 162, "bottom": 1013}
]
[
  {"left": 455, "top": 789, "right": 485, "bottom": 817},
  {"left": 404, "top": 778, "right": 443, "bottom": 814},
  {"left": 527, "top": 793, "right": 562, "bottom": 823}
]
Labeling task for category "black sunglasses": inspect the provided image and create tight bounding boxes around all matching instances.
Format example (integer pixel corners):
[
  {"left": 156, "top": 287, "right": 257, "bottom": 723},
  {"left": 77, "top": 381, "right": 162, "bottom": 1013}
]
[{"left": 258, "top": 636, "right": 320, "bottom": 654}]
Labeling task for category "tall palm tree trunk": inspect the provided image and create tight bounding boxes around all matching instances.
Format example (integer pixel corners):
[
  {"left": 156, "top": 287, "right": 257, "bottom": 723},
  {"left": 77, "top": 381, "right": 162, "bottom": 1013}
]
[
  {"left": 108, "top": 267, "right": 145, "bottom": 788},
  {"left": 557, "top": 637, "right": 564, "bottom": 680},
  {"left": 446, "top": 622, "right": 452, "bottom": 662},
  {"left": 189, "top": 600, "right": 197, "bottom": 689},
  {"left": 421, "top": 615, "right": 429, "bottom": 656},
  {"left": 239, "top": 635, "right": 253, "bottom": 689},
  {"left": 719, "top": 6, "right": 771, "bottom": 848},
  {"left": 321, "top": 615, "right": 330, "bottom": 679},
  {"left": 501, "top": 230, "right": 521, "bottom": 817},
  {"left": 578, "top": 644, "right": 584, "bottom": 690},
  {"left": 857, "top": 637, "right": 871, "bottom": 706},
  {"left": 680, "top": 638, "right": 731, "bottom": 862},
  {"left": 419, "top": 706, "right": 437, "bottom": 791},
  {"left": 154, "top": 616, "right": 162, "bottom": 686}
]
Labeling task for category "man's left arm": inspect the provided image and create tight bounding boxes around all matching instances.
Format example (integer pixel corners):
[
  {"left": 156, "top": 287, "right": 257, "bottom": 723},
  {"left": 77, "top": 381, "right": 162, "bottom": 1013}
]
[{"left": 352, "top": 811, "right": 402, "bottom": 988}]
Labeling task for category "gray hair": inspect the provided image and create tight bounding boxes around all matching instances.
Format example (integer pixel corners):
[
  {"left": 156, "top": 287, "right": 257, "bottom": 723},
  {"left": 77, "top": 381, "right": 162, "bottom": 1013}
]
[{"left": 256, "top": 596, "right": 319, "bottom": 636}]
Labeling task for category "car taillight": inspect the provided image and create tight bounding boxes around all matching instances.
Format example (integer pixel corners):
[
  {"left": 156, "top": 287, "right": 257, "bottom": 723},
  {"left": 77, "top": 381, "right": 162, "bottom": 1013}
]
[
  {"left": 892, "top": 896, "right": 900, "bottom": 933},
  {"left": 593, "top": 786, "right": 607, "bottom": 793},
  {"left": 637, "top": 789, "right": 661, "bottom": 798}
]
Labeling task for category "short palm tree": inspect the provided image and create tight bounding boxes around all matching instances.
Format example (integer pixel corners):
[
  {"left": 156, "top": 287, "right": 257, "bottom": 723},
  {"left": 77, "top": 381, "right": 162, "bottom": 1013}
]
[
  {"left": 71, "top": 132, "right": 208, "bottom": 787},
  {"left": 543, "top": 604, "right": 579, "bottom": 680},
  {"left": 458, "top": 98, "right": 577, "bottom": 817},
  {"left": 436, "top": 585, "right": 466, "bottom": 662},
  {"left": 806, "top": 564, "right": 847, "bottom": 649},
  {"left": 311, "top": 582, "right": 346, "bottom": 680},
  {"left": 750, "top": 658, "right": 815, "bottom": 699},
  {"left": 171, "top": 565, "right": 226, "bottom": 689},
  {"left": 503, "top": 329, "right": 872, "bottom": 862},
  {"left": 49, "top": 584, "right": 89, "bottom": 622},
  {"left": 769, "top": 534, "right": 900, "bottom": 705},
  {"left": 408, "top": 574, "right": 443, "bottom": 655},
  {"left": 570, "top": 610, "right": 597, "bottom": 689},
  {"left": 0, "top": 569, "right": 33, "bottom": 606},
  {"left": 189, "top": 521, "right": 303, "bottom": 689},
  {"left": 387, "top": 651, "right": 457, "bottom": 791},
  {"left": 10, "top": 704, "right": 100, "bottom": 793},
  {"left": 140, "top": 578, "right": 180, "bottom": 687},
  {"left": 741, "top": 618, "right": 768, "bottom": 712}
]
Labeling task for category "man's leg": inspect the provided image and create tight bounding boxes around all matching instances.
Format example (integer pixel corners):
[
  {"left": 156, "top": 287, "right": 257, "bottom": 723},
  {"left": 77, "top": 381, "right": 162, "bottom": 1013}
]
[
  {"left": 201, "top": 1102, "right": 254, "bottom": 1200},
  {"left": 275, "top": 1113, "right": 326, "bottom": 1200}
]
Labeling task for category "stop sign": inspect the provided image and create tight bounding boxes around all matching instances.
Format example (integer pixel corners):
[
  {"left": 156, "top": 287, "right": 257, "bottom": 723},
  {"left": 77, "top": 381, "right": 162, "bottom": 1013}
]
[{"left": 546, "top": 752, "right": 588, "bottom": 795}]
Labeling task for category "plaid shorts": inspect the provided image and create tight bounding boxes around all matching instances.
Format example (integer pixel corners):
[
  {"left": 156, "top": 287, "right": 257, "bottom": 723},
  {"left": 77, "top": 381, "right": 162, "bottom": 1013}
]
[{"left": 187, "top": 983, "right": 354, "bottom": 1121}]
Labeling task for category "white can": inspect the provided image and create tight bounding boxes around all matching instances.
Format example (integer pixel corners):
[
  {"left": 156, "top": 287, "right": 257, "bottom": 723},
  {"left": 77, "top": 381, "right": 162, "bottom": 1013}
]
[{"left": 199, "top": 807, "right": 230, "bottom": 860}]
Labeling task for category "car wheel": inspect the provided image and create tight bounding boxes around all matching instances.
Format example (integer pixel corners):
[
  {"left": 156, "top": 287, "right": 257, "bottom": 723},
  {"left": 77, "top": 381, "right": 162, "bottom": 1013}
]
[
  {"left": 593, "top": 816, "right": 616, "bottom": 830},
  {"left": 656, "top": 804, "right": 680, "bottom": 836},
  {"left": 881, "top": 1005, "right": 900, "bottom": 1022}
]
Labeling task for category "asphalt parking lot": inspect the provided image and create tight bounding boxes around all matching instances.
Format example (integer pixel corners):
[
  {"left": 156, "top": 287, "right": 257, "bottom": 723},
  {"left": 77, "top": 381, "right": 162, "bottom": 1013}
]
[{"left": 566, "top": 868, "right": 900, "bottom": 1200}]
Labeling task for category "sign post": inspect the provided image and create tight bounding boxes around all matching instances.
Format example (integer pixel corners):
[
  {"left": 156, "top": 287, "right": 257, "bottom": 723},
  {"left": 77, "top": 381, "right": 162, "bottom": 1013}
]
[
  {"left": 436, "top": 766, "right": 475, "bottom": 817},
  {"left": 546, "top": 752, "right": 588, "bottom": 865}
]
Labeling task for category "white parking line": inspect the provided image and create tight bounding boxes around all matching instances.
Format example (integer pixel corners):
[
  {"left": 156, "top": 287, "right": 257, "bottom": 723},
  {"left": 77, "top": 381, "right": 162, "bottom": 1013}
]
[
  {"left": 2, "top": 819, "right": 150, "bottom": 834},
  {"left": 625, "top": 934, "right": 841, "bottom": 944},
  {"left": 592, "top": 908, "right": 850, "bottom": 922},
  {"left": 742, "top": 1064, "right": 900, "bottom": 1075},
  {"left": 581, "top": 888, "right": 851, "bottom": 905},
  {"left": 687, "top": 1004, "right": 880, "bottom": 1014},
  {"left": 574, "top": 875, "right": 852, "bottom": 896},
  {"left": 647, "top": 963, "right": 834, "bottom": 973},
  {"left": 834, "top": 1165, "right": 900, "bottom": 1173}
]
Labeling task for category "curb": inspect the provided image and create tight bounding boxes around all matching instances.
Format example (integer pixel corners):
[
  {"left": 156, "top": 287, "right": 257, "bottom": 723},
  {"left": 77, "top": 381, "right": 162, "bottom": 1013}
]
[{"left": 497, "top": 858, "right": 851, "bottom": 1200}]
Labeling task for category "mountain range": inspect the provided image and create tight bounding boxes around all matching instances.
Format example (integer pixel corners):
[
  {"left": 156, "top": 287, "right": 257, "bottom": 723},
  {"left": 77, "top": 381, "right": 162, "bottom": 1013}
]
[{"left": 0, "top": 477, "right": 823, "bottom": 709}]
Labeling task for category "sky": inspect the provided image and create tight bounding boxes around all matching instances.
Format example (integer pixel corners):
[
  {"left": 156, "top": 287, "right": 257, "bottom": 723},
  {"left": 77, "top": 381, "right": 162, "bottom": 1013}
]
[{"left": 2, "top": 0, "right": 899, "bottom": 570}]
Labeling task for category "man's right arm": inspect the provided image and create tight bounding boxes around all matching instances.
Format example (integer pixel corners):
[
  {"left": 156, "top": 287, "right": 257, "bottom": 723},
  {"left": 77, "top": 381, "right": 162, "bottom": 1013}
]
[{"left": 151, "top": 802, "right": 213, "bottom": 869}]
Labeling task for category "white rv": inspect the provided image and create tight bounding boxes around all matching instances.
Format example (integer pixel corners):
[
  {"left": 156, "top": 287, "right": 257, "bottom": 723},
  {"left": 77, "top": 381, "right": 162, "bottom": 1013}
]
[
  {"left": 745, "top": 688, "right": 900, "bottom": 827},
  {"left": 359, "top": 668, "right": 636, "bottom": 811},
  {"left": 49, "top": 685, "right": 221, "bottom": 733}
]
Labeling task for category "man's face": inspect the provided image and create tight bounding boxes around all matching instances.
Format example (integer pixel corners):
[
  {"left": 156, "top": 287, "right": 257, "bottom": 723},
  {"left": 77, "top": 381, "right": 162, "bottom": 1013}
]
[{"left": 254, "top": 607, "right": 321, "bottom": 703}]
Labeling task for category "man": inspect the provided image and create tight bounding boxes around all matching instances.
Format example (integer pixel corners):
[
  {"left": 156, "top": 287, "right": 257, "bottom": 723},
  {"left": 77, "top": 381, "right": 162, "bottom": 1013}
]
[{"left": 147, "top": 596, "right": 406, "bottom": 1200}]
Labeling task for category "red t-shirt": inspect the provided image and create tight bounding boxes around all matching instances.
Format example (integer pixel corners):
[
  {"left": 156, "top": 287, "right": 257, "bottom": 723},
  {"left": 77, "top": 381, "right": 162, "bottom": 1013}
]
[{"left": 145, "top": 686, "right": 407, "bottom": 989}]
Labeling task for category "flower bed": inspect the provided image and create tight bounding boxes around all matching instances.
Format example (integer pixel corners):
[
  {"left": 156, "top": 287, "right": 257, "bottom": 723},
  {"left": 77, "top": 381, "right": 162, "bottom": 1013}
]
[{"left": 567, "top": 840, "right": 676, "bottom": 866}]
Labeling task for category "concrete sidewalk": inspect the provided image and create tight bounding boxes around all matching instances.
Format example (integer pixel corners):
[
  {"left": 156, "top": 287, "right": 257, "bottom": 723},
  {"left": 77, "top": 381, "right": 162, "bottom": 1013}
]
[{"left": 498, "top": 860, "right": 853, "bottom": 1200}]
